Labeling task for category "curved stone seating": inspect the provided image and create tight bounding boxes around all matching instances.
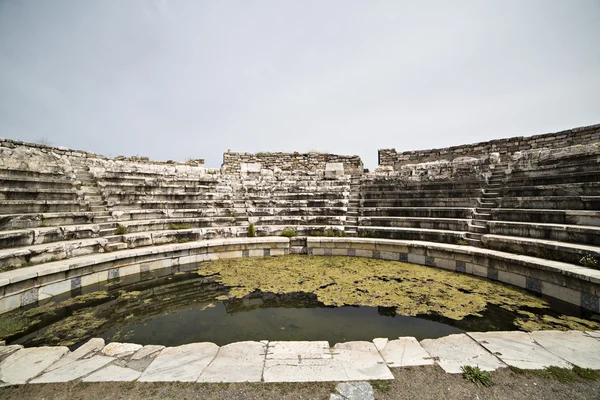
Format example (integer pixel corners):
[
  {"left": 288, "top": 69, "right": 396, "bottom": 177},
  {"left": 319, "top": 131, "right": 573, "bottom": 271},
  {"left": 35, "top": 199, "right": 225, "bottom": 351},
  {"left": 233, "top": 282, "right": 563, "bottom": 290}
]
[
  {"left": 487, "top": 221, "right": 600, "bottom": 246},
  {"left": 357, "top": 226, "right": 466, "bottom": 244},
  {"left": 489, "top": 209, "right": 600, "bottom": 226},
  {"left": 1, "top": 237, "right": 598, "bottom": 316},
  {"left": 482, "top": 235, "right": 600, "bottom": 265}
]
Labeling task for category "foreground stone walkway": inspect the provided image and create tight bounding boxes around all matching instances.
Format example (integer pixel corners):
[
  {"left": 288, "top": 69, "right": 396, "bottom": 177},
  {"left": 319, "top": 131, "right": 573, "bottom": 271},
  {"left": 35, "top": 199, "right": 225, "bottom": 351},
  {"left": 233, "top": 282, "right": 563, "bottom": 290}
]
[{"left": 1, "top": 331, "right": 599, "bottom": 385}]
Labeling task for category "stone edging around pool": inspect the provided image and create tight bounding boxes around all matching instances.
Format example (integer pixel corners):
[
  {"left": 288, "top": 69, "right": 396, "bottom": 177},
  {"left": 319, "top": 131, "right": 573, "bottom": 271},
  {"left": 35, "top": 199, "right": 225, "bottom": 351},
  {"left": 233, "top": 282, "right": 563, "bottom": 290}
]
[
  {"left": 1, "top": 331, "right": 599, "bottom": 385},
  {"left": 0, "top": 236, "right": 599, "bottom": 315}
]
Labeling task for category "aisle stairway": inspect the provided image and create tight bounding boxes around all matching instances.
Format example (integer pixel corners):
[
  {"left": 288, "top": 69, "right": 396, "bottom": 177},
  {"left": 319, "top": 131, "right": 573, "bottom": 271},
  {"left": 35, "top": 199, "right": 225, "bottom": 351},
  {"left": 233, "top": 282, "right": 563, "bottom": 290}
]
[{"left": 466, "top": 162, "right": 508, "bottom": 247}]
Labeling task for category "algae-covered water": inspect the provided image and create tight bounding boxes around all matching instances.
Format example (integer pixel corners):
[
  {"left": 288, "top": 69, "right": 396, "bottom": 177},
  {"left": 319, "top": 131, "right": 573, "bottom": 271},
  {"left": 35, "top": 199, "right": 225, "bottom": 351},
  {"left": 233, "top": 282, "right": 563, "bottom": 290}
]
[{"left": 1, "top": 256, "right": 599, "bottom": 348}]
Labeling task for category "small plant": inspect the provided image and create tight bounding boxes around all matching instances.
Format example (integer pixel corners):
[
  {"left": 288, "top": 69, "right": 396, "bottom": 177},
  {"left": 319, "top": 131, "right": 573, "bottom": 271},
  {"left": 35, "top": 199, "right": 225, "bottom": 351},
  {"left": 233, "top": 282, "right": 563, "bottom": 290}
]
[
  {"left": 229, "top": 210, "right": 237, "bottom": 218},
  {"left": 580, "top": 255, "right": 599, "bottom": 269},
  {"left": 457, "top": 238, "right": 468, "bottom": 246},
  {"left": 169, "top": 223, "right": 191, "bottom": 230},
  {"left": 508, "top": 365, "right": 526, "bottom": 375},
  {"left": 359, "top": 231, "right": 371, "bottom": 238},
  {"left": 573, "top": 365, "right": 600, "bottom": 380},
  {"left": 533, "top": 366, "right": 577, "bottom": 383},
  {"left": 461, "top": 365, "right": 493, "bottom": 387},
  {"left": 371, "top": 379, "right": 392, "bottom": 393},
  {"left": 281, "top": 227, "right": 298, "bottom": 238},
  {"left": 247, "top": 223, "right": 256, "bottom": 238},
  {"left": 115, "top": 224, "right": 128, "bottom": 235}
]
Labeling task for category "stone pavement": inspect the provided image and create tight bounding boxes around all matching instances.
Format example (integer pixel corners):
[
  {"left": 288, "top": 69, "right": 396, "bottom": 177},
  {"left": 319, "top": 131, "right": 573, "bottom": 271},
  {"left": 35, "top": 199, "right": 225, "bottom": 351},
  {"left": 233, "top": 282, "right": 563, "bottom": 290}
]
[{"left": 0, "top": 331, "right": 599, "bottom": 385}]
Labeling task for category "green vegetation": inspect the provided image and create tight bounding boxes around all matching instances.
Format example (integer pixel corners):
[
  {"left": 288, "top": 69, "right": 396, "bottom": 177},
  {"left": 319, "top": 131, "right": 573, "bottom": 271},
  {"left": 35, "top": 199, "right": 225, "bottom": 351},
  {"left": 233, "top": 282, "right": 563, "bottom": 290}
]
[
  {"left": 359, "top": 231, "right": 372, "bottom": 238},
  {"left": 281, "top": 227, "right": 298, "bottom": 238},
  {"left": 247, "top": 223, "right": 256, "bottom": 238},
  {"left": 573, "top": 365, "right": 600, "bottom": 380},
  {"left": 193, "top": 255, "right": 600, "bottom": 328},
  {"left": 115, "top": 224, "right": 128, "bottom": 235},
  {"left": 461, "top": 365, "right": 493, "bottom": 387},
  {"left": 169, "top": 223, "right": 191, "bottom": 230},
  {"left": 580, "top": 254, "right": 599, "bottom": 269},
  {"left": 510, "top": 365, "right": 599, "bottom": 382},
  {"left": 457, "top": 238, "right": 468, "bottom": 245},
  {"left": 371, "top": 379, "right": 392, "bottom": 393}
]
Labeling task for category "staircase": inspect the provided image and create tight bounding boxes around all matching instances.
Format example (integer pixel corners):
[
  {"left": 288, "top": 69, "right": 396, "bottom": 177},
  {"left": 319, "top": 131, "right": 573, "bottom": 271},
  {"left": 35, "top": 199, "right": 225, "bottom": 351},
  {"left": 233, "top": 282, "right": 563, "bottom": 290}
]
[
  {"left": 345, "top": 175, "right": 362, "bottom": 237},
  {"left": 72, "top": 164, "right": 107, "bottom": 214},
  {"left": 465, "top": 163, "right": 508, "bottom": 247}
]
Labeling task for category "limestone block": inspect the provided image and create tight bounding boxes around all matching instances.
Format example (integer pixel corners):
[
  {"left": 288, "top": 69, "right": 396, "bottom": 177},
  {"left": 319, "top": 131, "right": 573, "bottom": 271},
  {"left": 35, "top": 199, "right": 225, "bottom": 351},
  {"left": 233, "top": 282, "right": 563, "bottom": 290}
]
[
  {"left": 30, "top": 355, "right": 114, "bottom": 383},
  {"left": 376, "top": 337, "right": 434, "bottom": 367},
  {"left": 529, "top": 331, "right": 600, "bottom": 369},
  {"left": 102, "top": 342, "right": 143, "bottom": 358},
  {"left": 0, "top": 346, "right": 69, "bottom": 384},
  {"left": 198, "top": 341, "right": 266, "bottom": 382},
  {"left": 46, "top": 338, "right": 106, "bottom": 372},
  {"left": 139, "top": 343, "right": 219, "bottom": 382},
  {"left": 420, "top": 334, "right": 505, "bottom": 373}
]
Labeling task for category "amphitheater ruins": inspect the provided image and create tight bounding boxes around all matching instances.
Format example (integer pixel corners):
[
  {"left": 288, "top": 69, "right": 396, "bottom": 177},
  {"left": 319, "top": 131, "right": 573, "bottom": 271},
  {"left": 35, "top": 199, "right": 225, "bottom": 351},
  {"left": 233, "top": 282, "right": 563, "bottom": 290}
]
[{"left": 0, "top": 123, "right": 599, "bottom": 385}]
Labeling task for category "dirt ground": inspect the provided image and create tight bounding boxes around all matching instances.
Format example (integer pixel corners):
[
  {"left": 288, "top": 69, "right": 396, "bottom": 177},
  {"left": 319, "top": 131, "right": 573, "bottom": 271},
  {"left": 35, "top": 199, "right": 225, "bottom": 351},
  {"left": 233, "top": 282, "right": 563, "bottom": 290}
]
[{"left": 2, "top": 365, "right": 600, "bottom": 400}]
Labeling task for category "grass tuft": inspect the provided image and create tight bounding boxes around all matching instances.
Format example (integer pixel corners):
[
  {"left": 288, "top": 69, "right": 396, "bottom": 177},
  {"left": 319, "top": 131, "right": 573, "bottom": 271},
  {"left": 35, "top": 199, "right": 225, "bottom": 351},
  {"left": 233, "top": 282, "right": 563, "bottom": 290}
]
[
  {"left": 461, "top": 365, "right": 493, "bottom": 387},
  {"left": 115, "top": 224, "right": 128, "bottom": 235},
  {"left": 169, "top": 223, "right": 191, "bottom": 230},
  {"left": 371, "top": 379, "right": 392, "bottom": 393},
  {"left": 281, "top": 227, "right": 298, "bottom": 238},
  {"left": 247, "top": 223, "right": 256, "bottom": 238}
]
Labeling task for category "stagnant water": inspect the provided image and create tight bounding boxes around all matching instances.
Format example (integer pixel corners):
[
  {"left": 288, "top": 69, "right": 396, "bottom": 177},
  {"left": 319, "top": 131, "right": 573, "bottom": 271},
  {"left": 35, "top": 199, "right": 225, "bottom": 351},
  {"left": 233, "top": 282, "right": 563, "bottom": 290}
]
[{"left": 2, "top": 261, "right": 599, "bottom": 349}]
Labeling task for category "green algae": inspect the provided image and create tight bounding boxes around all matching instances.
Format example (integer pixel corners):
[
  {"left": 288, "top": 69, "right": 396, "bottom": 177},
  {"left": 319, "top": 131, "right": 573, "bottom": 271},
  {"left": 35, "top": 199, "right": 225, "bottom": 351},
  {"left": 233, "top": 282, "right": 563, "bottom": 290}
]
[
  {"left": 515, "top": 311, "right": 600, "bottom": 332},
  {"left": 33, "top": 309, "right": 108, "bottom": 347},
  {"left": 196, "top": 255, "right": 599, "bottom": 330}
]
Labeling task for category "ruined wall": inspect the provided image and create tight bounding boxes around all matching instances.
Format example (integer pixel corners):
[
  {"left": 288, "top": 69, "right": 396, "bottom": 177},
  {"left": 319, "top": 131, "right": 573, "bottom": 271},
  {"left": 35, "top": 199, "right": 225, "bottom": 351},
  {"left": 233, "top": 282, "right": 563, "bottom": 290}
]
[
  {"left": 221, "top": 152, "right": 363, "bottom": 175},
  {"left": 0, "top": 138, "right": 204, "bottom": 168},
  {"left": 379, "top": 124, "right": 600, "bottom": 169}
]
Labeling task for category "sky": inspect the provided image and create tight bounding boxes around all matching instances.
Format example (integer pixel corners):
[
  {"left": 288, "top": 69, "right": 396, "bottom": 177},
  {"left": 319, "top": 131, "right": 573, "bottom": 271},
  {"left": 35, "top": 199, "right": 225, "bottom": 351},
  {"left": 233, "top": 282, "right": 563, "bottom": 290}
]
[{"left": 0, "top": 1, "right": 598, "bottom": 169}]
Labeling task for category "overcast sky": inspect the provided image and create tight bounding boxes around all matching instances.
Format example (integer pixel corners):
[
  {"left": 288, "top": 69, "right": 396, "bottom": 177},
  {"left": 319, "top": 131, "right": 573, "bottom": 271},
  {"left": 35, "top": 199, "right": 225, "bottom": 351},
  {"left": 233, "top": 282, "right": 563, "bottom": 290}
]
[{"left": 0, "top": 1, "right": 598, "bottom": 168}]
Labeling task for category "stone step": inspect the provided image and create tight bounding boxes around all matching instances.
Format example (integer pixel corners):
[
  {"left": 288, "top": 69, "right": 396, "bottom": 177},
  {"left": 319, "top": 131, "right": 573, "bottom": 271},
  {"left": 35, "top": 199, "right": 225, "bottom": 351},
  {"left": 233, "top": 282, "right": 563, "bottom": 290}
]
[
  {"left": 471, "top": 219, "right": 488, "bottom": 227},
  {"left": 464, "top": 238, "right": 483, "bottom": 247},
  {"left": 105, "top": 242, "right": 128, "bottom": 252},
  {"left": 466, "top": 232, "right": 483, "bottom": 240},
  {"left": 468, "top": 224, "right": 488, "bottom": 234},
  {"left": 100, "top": 228, "right": 116, "bottom": 236},
  {"left": 89, "top": 205, "right": 106, "bottom": 212},
  {"left": 93, "top": 216, "right": 112, "bottom": 223}
]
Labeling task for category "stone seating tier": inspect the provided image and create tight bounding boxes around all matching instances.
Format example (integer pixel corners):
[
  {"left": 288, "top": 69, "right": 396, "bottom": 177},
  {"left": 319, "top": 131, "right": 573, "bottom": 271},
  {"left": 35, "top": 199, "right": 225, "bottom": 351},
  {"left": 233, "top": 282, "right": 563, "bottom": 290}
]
[
  {"left": 489, "top": 209, "right": 600, "bottom": 226},
  {"left": 0, "top": 188, "right": 79, "bottom": 201},
  {"left": 361, "top": 188, "right": 483, "bottom": 199},
  {"left": 487, "top": 220, "right": 600, "bottom": 246},
  {"left": 502, "top": 182, "right": 600, "bottom": 197}
]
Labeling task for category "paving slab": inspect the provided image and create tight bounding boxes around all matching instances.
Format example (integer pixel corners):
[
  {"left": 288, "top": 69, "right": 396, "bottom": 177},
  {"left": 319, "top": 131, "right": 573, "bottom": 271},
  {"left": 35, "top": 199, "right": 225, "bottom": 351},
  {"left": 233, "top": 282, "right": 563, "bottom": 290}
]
[
  {"left": 468, "top": 331, "right": 571, "bottom": 369},
  {"left": 30, "top": 355, "right": 114, "bottom": 383},
  {"left": 0, "top": 346, "right": 69, "bottom": 384},
  {"left": 376, "top": 337, "right": 435, "bottom": 367},
  {"left": 0, "top": 345, "right": 23, "bottom": 363},
  {"left": 530, "top": 330, "right": 600, "bottom": 369},
  {"left": 82, "top": 365, "right": 142, "bottom": 382},
  {"left": 198, "top": 341, "right": 266, "bottom": 382},
  {"left": 138, "top": 343, "right": 219, "bottom": 382},
  {"left": 102, "top": 342, "right": 143, "bottom": 358},
  {"left": 131, "top": 345, "right": 165, "bottom": 360},
  {"left": 372, "top": 338, "right": 388, "bottom": 352},
  {"left": 336, "top": 381, "right": 375, "bottom": 400},
  {"left": 420, "top": 334, "right": 505, "bottom": 373},
  {"left": 585, "top": 331, "right": 600, "bottom": 340},
  {"left": 46, "top": 338, "right": 105, "bottom": 372},
  {"left": 266, "top": 341, "right": 332, "bottom": 360},
  {"left": 332, "top": 341, "right": 394, "bottom": 381},
  {"left": 263, "top": 357, "right": 347, "bottom": 382}
]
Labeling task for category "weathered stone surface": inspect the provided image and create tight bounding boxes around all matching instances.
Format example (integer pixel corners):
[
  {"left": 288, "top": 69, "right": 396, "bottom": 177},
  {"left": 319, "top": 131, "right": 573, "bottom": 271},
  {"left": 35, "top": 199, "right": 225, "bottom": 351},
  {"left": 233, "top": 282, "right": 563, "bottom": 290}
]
[
  {"left": 266, "top": 341, "right": 331, "bottom": 360},
  {"left": 586, "top": 331, "right": 600, "bottom": 340},
  {"left": 30, "top": 355, "right": 114, "bottom": 383},
  {"left": 263, "top": 358, "right": 347, "bottom": 382},
  {"left": 333, "top": 341, "right": 394, "bottom": 381},
  {"left": 0, "top": 346, "right": 68, "bottom": 384},
  {"left": 530, "top": 330, "right": 600, "bottom": 369},
  {"left": 82, "top": 365, "right": 142, "bottom": 382},
  {"left": 131, "top": 344, "right": 165, "bottom": 360},
  {"left": 372, "top": 338, "right": 388, "bottom": 352},
  {"left": 377, "top": 337, "right": 434, "bottom": 367},
  {"left": 139, "top": 343, "right": 219, "bottom": 382},
  {"left": 468, "top": 331, "right": 570, "bottom": 369},
  {"left": 198, "top": 341, "right": 266, "bottom": 382},
  {"left": 102, "top": 342, "right": 143, "bottom": 358},
  {"left": 0, "top": 345, "right": 22, "bottom": 363},
  {"left": 420, "top": 334, "right": 505, "bottom": 373},
  {"left": 46, "top": 338, "right": 105, "bottom": 372},
  {"left": 336, "top": 382, "right": 374, "bottom": 400}
]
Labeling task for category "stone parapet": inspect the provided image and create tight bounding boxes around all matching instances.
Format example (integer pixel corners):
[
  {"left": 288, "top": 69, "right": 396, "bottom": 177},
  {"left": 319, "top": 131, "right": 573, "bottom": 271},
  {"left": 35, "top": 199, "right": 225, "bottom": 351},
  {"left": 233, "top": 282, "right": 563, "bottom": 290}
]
[{"left": 379, "top": 123, "right": 600, "bottom": 169}]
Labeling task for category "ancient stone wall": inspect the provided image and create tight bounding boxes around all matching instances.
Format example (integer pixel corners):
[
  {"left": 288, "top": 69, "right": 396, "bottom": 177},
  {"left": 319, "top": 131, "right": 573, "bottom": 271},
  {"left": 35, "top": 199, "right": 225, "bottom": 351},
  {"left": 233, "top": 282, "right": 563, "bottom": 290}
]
[
  {"left": 221, "top": 152, "right": 363, "bottom": 175},
  {"left": 379, "top": 124, "right": 600, "bottom": 169},
  {"left": 0, "top": 138, "right": 204, "bottom": 167}
]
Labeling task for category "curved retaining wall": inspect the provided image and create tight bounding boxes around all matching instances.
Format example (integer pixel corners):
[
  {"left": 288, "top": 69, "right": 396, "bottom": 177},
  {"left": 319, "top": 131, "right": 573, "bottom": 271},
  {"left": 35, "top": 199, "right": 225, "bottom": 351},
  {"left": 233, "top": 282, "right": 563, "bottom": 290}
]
[{"left": 0, "top": 237, "right": 598, "bottom": 314}]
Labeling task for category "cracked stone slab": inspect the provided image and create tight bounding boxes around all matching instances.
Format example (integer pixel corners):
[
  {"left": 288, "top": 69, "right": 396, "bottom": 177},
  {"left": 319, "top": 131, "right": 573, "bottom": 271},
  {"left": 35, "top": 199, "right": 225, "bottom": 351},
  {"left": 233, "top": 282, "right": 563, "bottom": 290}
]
[
  {"left": 138, "top": 343, "right": 219, "bottom": 382},
  {"left": 377, "top": 337, "right": 435, "bottom": 367},
  {"left": 266, "top": 341, "right": 332, "bottom": 360},
  {"left": 332, "top": 341, "right": 394, "bottom": 381},
  {"left": 0, "top": 345, "right": 23, "bottom": 363},
  {"left": 30, "top": 355, "right": 114, "bottom": 383},
  {"left": 46, "top": 338, "right": 105, "bottom": 372},
  {"left": 263, "top": 357, "right": 347, "bottom": 382},
  {"left": 372, "top": 338, "right": 388, "bottom": 352},
  {"left": 585, "top": 331, "right": 600, "bottom": 340},
  {"left": 198, "top": 341, "right": 266, "bottom": 382},
  {"left": 102, "top": 342, "right": 143, "bottom": 358},
  {"left": 468, "top": 331, "right": 571, "bottom": 369},
  {"left": 0, "top": 346, "right": 69, "bottom": 385},
  {"left": 131, "top": 345, "right": 165, "bottom": 360},
  {"left": 420, "top": 334, "right": 505, "bottom": 373},
  {"left": 336, "top": 381, "right": 374, "bottom": 400},
  {"left": 530, "top": 330, "right": 600, "bottom": 369},
  {"left": 82, "top": 365, "right": 142, "bottom": 382}
]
